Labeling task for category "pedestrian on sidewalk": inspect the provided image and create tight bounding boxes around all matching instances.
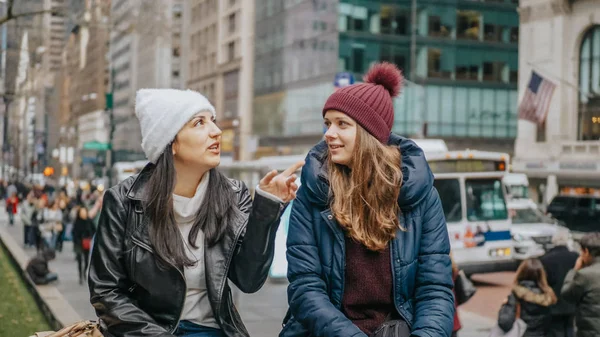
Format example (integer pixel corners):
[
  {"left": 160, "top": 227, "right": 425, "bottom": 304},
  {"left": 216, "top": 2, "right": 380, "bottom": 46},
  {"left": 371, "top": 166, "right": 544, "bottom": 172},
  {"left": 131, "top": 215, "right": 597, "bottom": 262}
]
[
  {"left": 20, "top": 191, "right": 36, "bottom": 247},
  {"left": 42, "top": 200, "right": 63, "bottom": 249},
  {"left": 72, "top": 206, "right": 94, "bottom": 285},
  {"left": 32, "top": 198, "right": 46, "bottom": 253},
  {"left": 561, "top": 232, "right": 600, "bottom": 337},
  {"left": 5, "top": 191, "right": 18, "bottom": 225},
  {"left": 281, "top": 63, "right": 454, "bottom": 337},
  {"left": 55, "top": 198, "right": 71, "bottom": 253},
  {"left": 497, "top": 258, "right": 557, "bottom": 337},
  {"left": 89, "top": 88, "right": 302, "bottom": 337},
  {"left": 26, "top": 248, "right": 59, "bottom": 285},
  {"left": 539, "top": 231, "right": 579, "bottom": 337}
]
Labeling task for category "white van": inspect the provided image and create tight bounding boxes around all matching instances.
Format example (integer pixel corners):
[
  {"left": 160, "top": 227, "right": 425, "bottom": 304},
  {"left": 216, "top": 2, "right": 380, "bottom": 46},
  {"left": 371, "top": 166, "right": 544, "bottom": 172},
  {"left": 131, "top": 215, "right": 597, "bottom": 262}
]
[
  {"left": 508, "top": 199, "right": 575, "bottom": 260},
  {"left": 503, "top": 173, "right": 530, "bottom": 201}
]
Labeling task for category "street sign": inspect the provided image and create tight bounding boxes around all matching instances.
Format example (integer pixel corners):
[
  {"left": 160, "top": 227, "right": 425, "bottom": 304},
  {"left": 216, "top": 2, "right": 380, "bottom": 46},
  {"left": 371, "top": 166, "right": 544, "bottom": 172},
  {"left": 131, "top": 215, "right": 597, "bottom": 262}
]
[
  {"left": 334, "top": 72, "right": 355, "bottom": 88},
  {"left": 83, "top": 141, "right": 111, "bottom": 151}
]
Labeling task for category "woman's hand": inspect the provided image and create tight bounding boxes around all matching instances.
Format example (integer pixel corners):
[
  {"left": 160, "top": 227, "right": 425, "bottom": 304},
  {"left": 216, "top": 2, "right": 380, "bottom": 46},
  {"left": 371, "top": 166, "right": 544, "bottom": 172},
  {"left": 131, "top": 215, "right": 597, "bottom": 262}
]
[{"left": 259, "top": 161, "right": 304, "bottom": 203}]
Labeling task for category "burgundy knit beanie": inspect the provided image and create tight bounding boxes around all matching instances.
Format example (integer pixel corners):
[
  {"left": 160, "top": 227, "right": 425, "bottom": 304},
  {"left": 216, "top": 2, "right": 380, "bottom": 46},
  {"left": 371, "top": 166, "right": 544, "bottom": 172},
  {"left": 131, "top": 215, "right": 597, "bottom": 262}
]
[{"left": 323, "top": 62, "right": 403, "bottom": 143}]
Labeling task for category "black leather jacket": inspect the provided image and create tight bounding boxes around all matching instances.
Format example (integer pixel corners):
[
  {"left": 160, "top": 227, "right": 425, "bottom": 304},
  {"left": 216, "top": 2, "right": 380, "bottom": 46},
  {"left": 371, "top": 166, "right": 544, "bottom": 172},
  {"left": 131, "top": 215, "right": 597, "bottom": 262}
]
[{"left": 88, "top": 169, "right": 286, "bottom": 337}]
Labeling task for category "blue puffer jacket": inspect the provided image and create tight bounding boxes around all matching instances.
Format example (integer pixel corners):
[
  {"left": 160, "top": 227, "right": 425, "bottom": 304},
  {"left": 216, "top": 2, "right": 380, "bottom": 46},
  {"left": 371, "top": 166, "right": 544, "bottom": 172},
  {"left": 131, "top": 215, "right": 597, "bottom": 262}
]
[{"left": 281, "top": 134, "right": 455, "bottom": 337}]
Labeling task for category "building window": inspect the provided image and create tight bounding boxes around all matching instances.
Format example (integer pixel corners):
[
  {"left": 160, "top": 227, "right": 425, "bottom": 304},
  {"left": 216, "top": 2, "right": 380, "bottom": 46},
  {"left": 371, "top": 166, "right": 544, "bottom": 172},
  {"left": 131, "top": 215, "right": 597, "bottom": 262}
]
[
  {"left": 537, "top": 121, "right": 546, "bottom": 142},
  {"left": 483, "top": 62, "right": 504, "bottom": 82},
  {"left": 427, "top": 49, "right": 443, "bottom": 78},
  {"left": 457, "top": 10, "right": 480, "bottom": 40},
  {"left": 380, "top": 46, "right": 406, "bottom": 71},
  {"left": 172, "top": 70, "right": 180, "bottom": 78},
  {"left": 227, "top": 41, "right": 235, "bottom": 61},
  {"left": 351, "top": 47, "right": 365, "bottom": 73},
  {"left": 510, "top": 70, "right": 518, "bottom": 83},
  {"left": 173, "top": 4, "right": 182, "bottom": 19},
  {"left": 228, "top": 12, "right": 236, "bottom": 33},
  {"left": 173, "top": 46, "right": 180, "bottom": 57},
  {"left": 347, "top": 5, "right": 367, "bottom": 32},
  {"left": 484, "top": 24, "right": 501, "bottom": 42},
  {"left": 380, "top": 6, "right": 407, "bottom": 35},
  {"left": 578, "top": 25, "right": 600, "bottom": 141},
  {"left": 510, "top": 27, "right": 519, "bottom": 43},
  {"left": 455, "top": 65, "right": 479, "bottom": 80},
  {"left": 428, "top": 16, "right": 449, "bottom": 38}
]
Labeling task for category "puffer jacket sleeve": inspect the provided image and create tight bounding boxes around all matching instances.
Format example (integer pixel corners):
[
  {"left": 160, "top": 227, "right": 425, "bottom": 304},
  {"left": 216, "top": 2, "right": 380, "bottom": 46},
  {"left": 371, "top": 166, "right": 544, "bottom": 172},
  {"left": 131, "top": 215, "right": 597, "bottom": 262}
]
[
  {"left": 229, "top": 181, "right": 285, "bottom": 293},
  {"left": 411, "top": 187, "right": 455, "bottom": 337},
  {"left": 88, "top": 189, "right": 174, "bottom": 337},
  {"left": 286, "top": 184, "right": 367, "bottom": 337}
]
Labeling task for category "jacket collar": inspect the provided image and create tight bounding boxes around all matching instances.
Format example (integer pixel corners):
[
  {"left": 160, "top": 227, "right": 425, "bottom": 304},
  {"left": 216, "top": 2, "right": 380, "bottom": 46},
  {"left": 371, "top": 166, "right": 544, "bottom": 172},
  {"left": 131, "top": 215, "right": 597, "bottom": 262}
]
[
  {"left": 126, "top": 164, "right": 153, "bottom": 201},
  {"left": 513, "top": 281, "right": 555, "bottom": 307}
]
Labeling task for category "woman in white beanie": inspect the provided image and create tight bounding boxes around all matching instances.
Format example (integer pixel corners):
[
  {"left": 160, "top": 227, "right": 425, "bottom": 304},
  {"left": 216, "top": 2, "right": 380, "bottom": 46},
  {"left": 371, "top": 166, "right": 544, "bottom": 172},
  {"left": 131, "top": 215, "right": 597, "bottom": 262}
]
[{"left": 88, "top": 89, "right": 303, "bottom": 337}]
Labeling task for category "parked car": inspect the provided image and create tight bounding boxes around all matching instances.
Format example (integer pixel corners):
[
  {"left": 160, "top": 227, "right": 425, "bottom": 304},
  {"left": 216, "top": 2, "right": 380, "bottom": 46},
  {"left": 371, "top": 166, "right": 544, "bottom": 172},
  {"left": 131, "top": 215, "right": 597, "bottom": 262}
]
[{"left": 509, "top": 199, "right": 575, "bottom": 260}]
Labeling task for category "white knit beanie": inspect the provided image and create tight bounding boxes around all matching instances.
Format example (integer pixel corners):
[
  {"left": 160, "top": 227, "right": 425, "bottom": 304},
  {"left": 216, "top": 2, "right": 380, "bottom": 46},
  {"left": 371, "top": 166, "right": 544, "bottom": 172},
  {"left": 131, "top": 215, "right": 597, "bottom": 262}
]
[{"left": 135, "top": 88, "right": 216, "bottom": 163}]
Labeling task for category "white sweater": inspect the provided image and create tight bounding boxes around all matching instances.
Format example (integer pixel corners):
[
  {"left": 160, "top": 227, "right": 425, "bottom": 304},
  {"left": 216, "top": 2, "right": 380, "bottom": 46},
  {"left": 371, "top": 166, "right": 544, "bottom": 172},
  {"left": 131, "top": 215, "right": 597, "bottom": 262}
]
[
  {"left": 173, "top": 173, "right": 217, "bottom": 328},
  {"left": 173, "top": 174, "right": 282, "bottom": 328}
]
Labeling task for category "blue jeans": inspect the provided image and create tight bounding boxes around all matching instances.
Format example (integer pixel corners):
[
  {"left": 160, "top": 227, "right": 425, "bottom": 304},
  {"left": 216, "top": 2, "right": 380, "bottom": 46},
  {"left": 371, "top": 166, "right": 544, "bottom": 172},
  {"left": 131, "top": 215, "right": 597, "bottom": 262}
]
[{"left": 174, "top": 321, "right": 223, "bottom": 337}]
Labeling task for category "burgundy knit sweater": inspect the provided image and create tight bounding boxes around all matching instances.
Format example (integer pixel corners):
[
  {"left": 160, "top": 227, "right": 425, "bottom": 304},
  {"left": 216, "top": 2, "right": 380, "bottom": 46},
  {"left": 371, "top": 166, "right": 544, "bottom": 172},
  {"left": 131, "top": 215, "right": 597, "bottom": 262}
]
[{"left": 341, "top": 236, "right": 395, "bottom": 335}]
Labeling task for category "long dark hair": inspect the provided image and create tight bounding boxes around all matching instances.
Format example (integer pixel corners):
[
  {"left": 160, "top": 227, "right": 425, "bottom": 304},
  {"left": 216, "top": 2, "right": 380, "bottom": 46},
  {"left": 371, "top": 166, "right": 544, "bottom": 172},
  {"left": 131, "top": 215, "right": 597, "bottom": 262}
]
[{"left": 144, "top": 143, "right": 240, "bottom": 268}]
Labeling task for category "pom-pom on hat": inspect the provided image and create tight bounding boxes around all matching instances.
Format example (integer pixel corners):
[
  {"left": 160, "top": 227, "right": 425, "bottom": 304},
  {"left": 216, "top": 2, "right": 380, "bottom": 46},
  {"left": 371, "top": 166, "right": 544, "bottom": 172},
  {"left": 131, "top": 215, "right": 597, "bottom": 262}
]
[{"left": 322, "top": 62, "right": 403, "bottom": 144}]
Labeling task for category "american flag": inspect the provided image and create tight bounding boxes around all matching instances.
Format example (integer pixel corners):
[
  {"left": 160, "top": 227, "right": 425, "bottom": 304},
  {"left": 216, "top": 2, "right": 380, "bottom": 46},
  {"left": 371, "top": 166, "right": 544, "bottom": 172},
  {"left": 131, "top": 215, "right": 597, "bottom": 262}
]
[{"left": 518, "top": 71, "right": 556, "bottom": 125}]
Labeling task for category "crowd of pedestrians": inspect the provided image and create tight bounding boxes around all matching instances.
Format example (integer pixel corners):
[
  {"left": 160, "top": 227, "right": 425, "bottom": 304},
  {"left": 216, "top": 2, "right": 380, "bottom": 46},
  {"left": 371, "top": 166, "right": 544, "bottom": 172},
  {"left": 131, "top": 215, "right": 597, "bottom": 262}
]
[
  {"left": 1, "top": 179, "right": 103, "bottom": 285},
  {"left": 489, "top": 231, "right": 600, "bottom": 337}
]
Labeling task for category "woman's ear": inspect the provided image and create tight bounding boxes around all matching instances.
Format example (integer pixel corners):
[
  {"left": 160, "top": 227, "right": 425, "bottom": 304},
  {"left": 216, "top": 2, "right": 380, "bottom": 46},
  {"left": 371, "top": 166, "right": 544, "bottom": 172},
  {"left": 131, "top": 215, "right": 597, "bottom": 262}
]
[{"left": 171, "top": 140, "right": 178, "bottom": 156}]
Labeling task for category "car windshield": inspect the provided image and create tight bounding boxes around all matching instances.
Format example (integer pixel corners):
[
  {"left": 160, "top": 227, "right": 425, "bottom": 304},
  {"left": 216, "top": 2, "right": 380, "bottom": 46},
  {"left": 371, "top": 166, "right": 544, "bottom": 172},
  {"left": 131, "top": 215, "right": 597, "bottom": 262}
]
[
  {"left": 433, "top": 179, "right": 462, "bottom": 223},
  {"left": 511, "top": 208, "right": 553, "bottom": 225},
  {"left": 466, "top": 179, "right": 508, "bottom": 221},
  {"left": 507, "top": 185, "right": 529, "bottom": 199}
]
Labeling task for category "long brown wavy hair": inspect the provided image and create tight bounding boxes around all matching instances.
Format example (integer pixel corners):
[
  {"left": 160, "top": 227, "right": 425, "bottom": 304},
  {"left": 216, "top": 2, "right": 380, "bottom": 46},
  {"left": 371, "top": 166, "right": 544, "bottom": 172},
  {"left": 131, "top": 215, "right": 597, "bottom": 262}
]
[
  {"left": 328, "top": 126, "right": 403, "bottom": 251},
  {"left": 514, "top": 258, "right": 557, "bottom": 303}
]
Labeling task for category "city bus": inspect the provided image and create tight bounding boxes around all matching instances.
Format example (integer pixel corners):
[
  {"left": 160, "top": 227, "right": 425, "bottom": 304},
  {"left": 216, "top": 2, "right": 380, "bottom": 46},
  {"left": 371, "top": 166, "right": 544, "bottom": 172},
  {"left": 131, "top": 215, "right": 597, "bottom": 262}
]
[{"left": 422, "top": 148, "right": 514, "bottom": 276}]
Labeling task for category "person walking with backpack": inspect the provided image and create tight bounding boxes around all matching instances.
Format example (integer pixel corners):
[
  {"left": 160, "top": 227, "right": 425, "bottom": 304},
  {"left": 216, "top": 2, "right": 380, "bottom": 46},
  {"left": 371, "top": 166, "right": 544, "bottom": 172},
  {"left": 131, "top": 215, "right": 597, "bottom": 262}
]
[
  {"left": 89, "top": 89, "right": 302, "bottom": 337},
  {"left": 496, "top": 258, "right": 557, "bottom": 337},
  {"left": 281, "top": 63, "right": 454, "bottom": 337}
]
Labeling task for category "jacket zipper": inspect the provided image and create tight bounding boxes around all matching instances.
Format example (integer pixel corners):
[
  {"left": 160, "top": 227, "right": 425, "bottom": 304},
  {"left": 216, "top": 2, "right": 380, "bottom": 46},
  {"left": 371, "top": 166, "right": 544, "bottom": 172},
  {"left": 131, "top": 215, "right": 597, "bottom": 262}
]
[
  {"left": 324, "top": 212, "right": 346, "bottom": 309},
  {"left": 130, "top": 236, "right": 187, "bottom": 333},
  {"left": 390, "top": 216, "right": 412, "bottom": 329}
]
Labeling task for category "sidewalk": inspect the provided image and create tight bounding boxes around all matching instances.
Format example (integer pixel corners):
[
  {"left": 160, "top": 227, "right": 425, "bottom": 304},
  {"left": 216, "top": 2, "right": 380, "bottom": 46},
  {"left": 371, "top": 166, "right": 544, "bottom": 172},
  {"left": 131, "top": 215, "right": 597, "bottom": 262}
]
[
  {"left": 0, "top": 210, "right": 495, "bottom": 336},
  {"left": 0, "top": 211, "right": 97, "bottom": 320}
]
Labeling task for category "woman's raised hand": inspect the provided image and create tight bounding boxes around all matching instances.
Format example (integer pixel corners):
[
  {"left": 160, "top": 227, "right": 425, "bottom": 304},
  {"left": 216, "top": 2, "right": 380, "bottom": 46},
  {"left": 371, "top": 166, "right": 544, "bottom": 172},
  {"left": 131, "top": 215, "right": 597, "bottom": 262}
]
[{"left": 258, "top": 161, "right": 305, "bottom": 203}]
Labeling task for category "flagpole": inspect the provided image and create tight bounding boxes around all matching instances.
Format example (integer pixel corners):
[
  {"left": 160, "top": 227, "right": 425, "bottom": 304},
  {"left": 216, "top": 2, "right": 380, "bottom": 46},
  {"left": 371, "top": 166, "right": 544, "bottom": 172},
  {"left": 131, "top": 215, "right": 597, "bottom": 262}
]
[{"left": 526, "top": 61, "right": 592, "bottom": 98}]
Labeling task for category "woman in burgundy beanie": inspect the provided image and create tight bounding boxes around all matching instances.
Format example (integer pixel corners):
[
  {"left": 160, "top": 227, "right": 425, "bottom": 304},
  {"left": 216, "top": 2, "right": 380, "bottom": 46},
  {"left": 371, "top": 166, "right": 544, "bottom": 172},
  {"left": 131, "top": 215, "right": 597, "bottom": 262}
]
[{"left": 282, "top": 62, "right": 455, "bottom": 337}]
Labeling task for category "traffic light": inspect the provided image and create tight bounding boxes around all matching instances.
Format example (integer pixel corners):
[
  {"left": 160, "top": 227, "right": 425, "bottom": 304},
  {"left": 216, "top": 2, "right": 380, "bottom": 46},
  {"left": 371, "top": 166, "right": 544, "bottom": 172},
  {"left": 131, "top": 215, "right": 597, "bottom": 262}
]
[{"left": 43, "top": 166, "right": 55, "bottom": 177}]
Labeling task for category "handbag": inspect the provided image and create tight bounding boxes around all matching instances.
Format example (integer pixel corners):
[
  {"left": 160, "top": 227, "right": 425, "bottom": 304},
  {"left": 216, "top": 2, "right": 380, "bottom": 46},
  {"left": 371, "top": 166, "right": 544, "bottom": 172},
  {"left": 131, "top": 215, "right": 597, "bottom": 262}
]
[
  {"left": 82, "top": 237, "right": 92, "bottom": 251},
  {"left": 488, "top": 301, "right": 527, "bottom": 337},
  {"left": 30, "top": 320, "right": 103, "bottom": 337},
  {"left": 455, "top": 269, "right": 477, "bottom": 305},
  {"left": 371, "top": 314, "right": 411, "bottom": 337}
]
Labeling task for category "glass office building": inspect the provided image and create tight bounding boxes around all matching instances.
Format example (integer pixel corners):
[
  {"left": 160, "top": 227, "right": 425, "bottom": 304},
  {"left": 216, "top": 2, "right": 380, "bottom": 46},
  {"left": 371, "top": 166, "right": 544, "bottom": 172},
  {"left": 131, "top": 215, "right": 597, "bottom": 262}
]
[{"left": 253, "top": 0, "right": 519, "bottom": 156}]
